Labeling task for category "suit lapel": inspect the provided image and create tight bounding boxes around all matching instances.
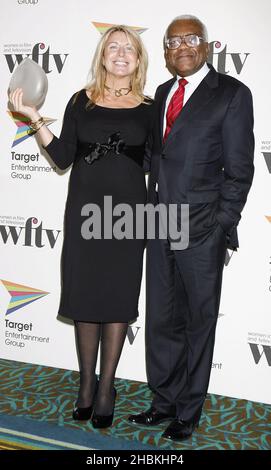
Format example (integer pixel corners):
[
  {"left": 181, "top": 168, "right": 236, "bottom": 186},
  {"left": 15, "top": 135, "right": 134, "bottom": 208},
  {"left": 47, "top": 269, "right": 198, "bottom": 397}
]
[
  {"left": 156, "top": 78, "right": 175, "bottom": 146},
  {"left": 163, "top": 65, "right": 219, "bottom": 146}
]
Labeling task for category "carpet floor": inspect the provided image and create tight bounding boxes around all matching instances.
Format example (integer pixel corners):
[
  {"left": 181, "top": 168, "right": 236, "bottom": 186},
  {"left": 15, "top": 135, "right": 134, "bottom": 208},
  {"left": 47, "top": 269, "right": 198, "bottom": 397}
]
[{"left": 0, "top": 359, "right": 270, "bottom": 450}]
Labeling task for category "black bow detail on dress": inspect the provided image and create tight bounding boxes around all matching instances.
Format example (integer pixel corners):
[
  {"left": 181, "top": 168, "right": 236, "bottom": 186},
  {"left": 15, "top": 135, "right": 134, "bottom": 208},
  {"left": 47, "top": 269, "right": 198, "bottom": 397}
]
[{"left": 84, "top": 132, "right": 126, "bottom": 165}]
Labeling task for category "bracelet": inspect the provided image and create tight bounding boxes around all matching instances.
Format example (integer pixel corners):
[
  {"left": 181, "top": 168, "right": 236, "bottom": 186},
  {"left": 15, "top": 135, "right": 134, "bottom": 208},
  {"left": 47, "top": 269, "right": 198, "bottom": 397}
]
[
  {"left": 35, "top": 121, "right": 45, "bottom": 132},
  {"left": 28, "top": 117, "right": 44, "bottom": 131}
]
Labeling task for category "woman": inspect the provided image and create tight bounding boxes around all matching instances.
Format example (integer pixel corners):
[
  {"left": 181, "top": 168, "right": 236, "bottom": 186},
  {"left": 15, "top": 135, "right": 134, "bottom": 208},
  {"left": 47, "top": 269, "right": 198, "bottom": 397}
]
[{"left": 9, "top": 25, "right": 153, "bottom": 428}]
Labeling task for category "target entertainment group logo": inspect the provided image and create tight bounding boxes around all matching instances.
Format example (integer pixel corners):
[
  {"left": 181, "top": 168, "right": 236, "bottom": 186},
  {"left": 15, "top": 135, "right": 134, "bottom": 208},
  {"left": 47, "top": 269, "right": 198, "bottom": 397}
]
[{"left": 1, "top": 279, "right": 50, "bottom": 350}]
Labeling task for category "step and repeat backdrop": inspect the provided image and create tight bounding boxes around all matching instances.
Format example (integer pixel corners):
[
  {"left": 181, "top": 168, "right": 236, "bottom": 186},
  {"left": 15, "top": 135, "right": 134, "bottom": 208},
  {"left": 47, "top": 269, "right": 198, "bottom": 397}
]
[{"left": 0, "top": 0, "right": 270, "bottom": 404}]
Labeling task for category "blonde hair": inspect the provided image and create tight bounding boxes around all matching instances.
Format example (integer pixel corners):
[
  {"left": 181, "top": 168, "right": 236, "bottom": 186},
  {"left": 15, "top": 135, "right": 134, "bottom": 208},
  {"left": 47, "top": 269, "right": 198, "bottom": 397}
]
[{"left": 78, "top": 25, "right": 149, "bottom": 107}]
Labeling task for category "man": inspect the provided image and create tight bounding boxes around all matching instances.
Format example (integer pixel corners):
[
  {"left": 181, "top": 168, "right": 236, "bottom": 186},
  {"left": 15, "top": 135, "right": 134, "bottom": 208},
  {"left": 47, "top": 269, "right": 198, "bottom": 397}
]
[{"left": 129, "top": 15, "right": 254, "bottom": 441}]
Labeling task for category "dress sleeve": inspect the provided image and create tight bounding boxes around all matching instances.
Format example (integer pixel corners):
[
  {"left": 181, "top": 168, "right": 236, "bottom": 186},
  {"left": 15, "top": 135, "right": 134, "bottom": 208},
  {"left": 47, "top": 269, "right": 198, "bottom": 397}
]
[
  {"left": 143, "top": 100, "right": 155, "bottom": 173},
  {"left": 42, "top": 94, "right": 78, "bottom": 170}
]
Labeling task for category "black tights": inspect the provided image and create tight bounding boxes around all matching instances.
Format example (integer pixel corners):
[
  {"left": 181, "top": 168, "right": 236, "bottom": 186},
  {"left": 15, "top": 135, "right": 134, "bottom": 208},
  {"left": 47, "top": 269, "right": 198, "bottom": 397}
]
[{"left": 74, "top": 321, "right": 128, "bottom": 415}]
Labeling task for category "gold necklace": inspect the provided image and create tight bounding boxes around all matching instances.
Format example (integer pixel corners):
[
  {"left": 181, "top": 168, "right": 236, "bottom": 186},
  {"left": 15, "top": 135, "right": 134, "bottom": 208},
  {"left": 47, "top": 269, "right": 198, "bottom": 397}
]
[{"left": 104, "top": 84, "right": 132, "bottom": 97}]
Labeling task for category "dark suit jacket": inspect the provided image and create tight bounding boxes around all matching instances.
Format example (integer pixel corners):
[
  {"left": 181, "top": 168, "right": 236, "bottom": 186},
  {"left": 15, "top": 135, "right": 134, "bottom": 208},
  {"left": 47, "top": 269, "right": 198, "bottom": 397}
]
[{"left": 145, "top": 64, "right": 254, "bottom": 249}]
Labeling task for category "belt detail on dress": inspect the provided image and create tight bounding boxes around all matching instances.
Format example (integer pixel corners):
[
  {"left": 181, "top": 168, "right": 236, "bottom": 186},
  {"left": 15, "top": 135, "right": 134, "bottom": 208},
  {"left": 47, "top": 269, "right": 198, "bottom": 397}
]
[{"left": 84, "top": 132, "right": 125, "bottom": 165}]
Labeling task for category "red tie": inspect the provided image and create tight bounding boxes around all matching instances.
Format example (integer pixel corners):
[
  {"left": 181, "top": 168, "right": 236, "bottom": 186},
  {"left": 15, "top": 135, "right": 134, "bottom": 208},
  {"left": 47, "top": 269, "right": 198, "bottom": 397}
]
[{"left": 164, "top": 78, "right": 188, "bottom": 141}]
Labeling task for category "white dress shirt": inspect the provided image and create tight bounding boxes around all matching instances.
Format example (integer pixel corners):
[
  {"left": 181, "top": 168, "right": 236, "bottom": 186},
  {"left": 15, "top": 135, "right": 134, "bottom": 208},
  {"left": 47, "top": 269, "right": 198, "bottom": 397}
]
[{"left": 163, "top": 62, "right": 210, "bottom": 134}]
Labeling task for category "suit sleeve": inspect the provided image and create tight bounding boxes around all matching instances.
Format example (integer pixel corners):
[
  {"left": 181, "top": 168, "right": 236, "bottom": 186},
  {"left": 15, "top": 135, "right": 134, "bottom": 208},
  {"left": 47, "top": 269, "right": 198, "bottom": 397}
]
[
  {"left": 143, "top": 90, "right": 161, "bottom": 173},
  {"left": 42, "top": 94, "right": 78, "bottom": 170},
  {"left": 216, "top": 85, "right": 254, "bottom": 233}
]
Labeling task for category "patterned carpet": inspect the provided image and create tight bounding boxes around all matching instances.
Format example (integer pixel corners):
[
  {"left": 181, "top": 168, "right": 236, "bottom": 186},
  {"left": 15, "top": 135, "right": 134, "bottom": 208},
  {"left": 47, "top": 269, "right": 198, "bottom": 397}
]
[{"left": 0, "top": 359, "right": 270, "bottom": 450}]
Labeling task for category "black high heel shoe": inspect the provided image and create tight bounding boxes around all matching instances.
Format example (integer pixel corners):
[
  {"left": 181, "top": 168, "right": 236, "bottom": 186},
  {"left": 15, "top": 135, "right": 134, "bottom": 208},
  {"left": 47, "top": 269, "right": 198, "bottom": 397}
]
[
  {"left": 91, "top": 387, "right": 117, "bottom": 428},
  {"left": 72, "top": 379, "right": 99, "bottom": 421}
]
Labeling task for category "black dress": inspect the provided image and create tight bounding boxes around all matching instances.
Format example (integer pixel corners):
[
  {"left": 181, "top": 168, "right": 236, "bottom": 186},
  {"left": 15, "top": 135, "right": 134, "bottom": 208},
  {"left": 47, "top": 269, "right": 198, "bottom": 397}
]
[{"left": 43, "top": 89, "right": 153, "bottom": 323}]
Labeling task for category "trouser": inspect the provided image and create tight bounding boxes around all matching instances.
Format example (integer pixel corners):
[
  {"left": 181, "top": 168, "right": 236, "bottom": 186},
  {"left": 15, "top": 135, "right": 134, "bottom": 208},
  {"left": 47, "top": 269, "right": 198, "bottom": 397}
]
[{"left": 145, "top": 221, "right": 227, "bottom": 423}]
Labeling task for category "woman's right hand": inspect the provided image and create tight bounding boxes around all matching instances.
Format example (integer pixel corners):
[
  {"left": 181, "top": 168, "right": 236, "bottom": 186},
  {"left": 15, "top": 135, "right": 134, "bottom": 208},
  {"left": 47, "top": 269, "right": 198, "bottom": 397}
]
[{"left": 9, "top": 88, "right": 40, "bottom": 121}]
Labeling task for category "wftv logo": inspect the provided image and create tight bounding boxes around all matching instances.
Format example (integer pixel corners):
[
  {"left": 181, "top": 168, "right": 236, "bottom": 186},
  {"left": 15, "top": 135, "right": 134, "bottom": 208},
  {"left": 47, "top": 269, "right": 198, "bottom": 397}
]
[
  {"left": 5, "top": 43, "right": 68, "bottom": 74},
  {"left": 1, "top": 279, "right": 49, "bottom": 315},
  {"left": 126, "top": 325, "right": 140, "bottom": 345},
  {"left": 263, "top": 153, "right": 271, "bottom": 173},
  {"left": 248, "top": 333, "right": 271, "bottom": 366},
  {"left": 261, "top": 141, "right": 271, "bottom": 173},
  {"left": 208, "top": 41, "right": 249, "bottom": 75},
  {"left": 0, "top": 216, "right": 61, "bottom": 248},
  {"left": 225, "top": 250, "right": 234, "bottom": 266},
  {"left": 249, "top": 344, "right": 271, "bottom": 366},
  {"left": 92, "top": 22, "right": 147, "bottom": 35}
]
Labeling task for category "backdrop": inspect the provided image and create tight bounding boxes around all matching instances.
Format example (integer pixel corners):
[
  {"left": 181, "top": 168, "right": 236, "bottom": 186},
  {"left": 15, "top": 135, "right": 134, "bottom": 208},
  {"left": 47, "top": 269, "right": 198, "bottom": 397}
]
[{"left": 0, "top": 0, "right": 270, "bottom": 405}]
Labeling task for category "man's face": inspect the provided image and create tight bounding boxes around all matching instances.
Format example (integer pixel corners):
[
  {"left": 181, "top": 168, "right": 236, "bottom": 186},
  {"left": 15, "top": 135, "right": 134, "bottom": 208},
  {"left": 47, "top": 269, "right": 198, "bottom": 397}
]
[{"left": 165, "top": 20, "right": 209, "bottom": 77}]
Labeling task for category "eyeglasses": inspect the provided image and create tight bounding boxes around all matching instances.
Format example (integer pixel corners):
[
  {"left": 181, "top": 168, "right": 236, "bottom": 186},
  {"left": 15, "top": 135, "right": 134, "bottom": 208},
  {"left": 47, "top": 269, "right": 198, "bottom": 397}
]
[{"left": 166, "top": 34, "right": 205, "bottom": 50}]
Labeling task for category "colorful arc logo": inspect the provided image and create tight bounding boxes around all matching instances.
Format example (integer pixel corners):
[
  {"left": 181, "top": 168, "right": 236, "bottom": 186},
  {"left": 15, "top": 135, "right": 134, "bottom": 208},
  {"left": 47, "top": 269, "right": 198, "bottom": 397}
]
[
  {"left": 8, "top": 111, "right": 56, "bottom": 147},
  {"left": 1, "top": 279, "right": 49, "bottom": 316},
  {"left": 92, "top": 22, "right": 147, "bottom": 35}
]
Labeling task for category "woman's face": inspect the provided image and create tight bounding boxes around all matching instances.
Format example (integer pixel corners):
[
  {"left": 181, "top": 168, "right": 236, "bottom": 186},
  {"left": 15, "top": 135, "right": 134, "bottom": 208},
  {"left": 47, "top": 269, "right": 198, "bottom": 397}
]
[{"left": 103, "top": 31, "right": 139, "bottom": 80}]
